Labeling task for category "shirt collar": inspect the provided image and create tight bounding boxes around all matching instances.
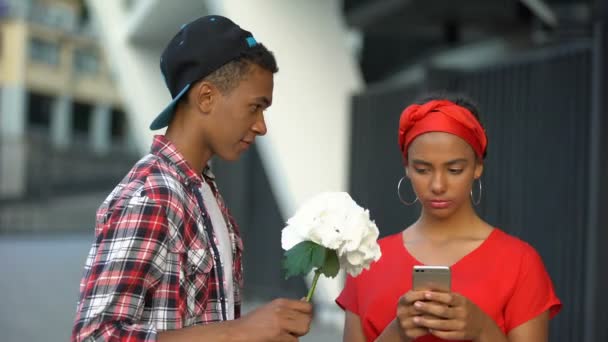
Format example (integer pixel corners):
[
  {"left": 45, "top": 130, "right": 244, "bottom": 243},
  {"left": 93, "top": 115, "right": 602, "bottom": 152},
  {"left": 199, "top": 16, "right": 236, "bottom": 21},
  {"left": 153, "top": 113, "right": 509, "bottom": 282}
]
[{"left": 150, "top": 135, "right": 205, "bottom": 187}]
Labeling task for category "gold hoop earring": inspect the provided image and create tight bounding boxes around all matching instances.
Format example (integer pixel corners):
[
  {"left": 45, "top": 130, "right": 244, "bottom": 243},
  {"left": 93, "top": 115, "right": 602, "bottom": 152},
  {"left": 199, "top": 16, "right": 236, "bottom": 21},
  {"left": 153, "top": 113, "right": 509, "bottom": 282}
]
[
  {"left": 397, "top": 177, "right": 418, "bottom": 206},
  {"left": 471, "top": 178, "right": 482, "bottom": 206}
]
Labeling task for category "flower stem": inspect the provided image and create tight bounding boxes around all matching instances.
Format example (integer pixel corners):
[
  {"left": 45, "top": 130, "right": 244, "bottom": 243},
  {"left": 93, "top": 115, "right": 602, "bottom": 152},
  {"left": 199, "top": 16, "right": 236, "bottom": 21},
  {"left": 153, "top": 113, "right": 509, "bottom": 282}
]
[{"left": 305, "top": 269, "right": 322, "bottom": 302}]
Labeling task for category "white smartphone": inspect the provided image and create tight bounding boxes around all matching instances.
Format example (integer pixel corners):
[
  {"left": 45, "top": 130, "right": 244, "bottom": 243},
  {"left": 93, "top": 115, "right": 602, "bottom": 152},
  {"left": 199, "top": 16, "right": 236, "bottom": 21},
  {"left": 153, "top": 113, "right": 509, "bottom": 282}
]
[{"left": 412, "top": 265, "right": 451, "bottom": 292}]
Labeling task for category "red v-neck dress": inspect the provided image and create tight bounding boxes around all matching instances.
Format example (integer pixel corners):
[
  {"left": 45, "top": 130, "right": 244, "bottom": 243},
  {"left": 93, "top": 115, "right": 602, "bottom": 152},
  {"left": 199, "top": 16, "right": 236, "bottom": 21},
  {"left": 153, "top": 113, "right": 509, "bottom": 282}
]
[{"left": 336, "top": 228, "right": 562, "bottom": 341}]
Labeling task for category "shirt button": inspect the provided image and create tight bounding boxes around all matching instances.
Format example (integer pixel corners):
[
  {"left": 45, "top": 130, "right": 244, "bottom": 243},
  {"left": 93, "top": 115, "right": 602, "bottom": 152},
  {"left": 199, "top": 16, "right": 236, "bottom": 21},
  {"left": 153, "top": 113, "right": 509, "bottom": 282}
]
[{"left": 190, "top": 265, "right": 197, "bottom": 272}]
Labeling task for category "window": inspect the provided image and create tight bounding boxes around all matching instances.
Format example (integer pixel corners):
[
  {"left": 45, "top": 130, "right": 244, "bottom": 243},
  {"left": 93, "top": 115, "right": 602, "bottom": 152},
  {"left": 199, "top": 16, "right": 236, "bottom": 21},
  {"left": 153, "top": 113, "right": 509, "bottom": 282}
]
[
  {"left": 74, "top": 49, "right": 99, "bottom": 75},
  {"left": 78, "top": 3, "right": 91, "bottom": 33},
  {"left": 29, "top": 37, "right": 60, "bottom": 65},
  {"left": 0, "top": 0, "right": 8, "bottom": 19},
  {"left": 72, "top": 101, "right": 92, "bottom": 137},
  {"left": 27, "top": 92, "right": 54, "bottom": 129},
  {"left": 29, "top": 2, "right": 77, "bottom": 31},
  {"left": 111, "top": 109, "right": 126, "bottom": 139}
]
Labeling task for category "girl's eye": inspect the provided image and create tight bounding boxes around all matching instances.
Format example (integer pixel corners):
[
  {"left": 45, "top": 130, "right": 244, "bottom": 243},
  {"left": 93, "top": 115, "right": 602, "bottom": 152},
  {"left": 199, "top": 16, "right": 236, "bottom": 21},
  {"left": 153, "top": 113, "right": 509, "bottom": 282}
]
[
  {"left": 415, "top": 168, "right": 429, "bottom": 174},
  {"left": 448, "top": 169, "right": 463, "bottom": 174}
]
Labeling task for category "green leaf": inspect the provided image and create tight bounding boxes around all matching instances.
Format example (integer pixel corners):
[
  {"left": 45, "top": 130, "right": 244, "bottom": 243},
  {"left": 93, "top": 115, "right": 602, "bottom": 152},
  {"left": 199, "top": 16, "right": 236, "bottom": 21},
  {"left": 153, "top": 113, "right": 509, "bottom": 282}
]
[
  {"left": 318, "top": 249, "right": 340, "bottom": 278},
  {"left": 283, "top": 241, "right": 327, "bottom": 279}
]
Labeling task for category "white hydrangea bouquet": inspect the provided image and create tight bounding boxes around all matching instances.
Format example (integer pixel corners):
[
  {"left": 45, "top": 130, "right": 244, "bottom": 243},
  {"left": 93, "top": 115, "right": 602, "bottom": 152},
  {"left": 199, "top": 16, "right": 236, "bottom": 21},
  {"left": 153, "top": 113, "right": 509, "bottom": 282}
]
[{"left": 281, "top": 192, "right": 382, "bottom": 301}]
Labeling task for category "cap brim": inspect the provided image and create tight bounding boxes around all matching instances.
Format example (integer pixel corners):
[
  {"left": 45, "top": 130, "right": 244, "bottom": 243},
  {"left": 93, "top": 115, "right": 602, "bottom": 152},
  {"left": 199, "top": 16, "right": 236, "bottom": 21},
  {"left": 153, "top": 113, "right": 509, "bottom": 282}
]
[{"left": 149, "top": 84, "right": 191, "bottom": 130}]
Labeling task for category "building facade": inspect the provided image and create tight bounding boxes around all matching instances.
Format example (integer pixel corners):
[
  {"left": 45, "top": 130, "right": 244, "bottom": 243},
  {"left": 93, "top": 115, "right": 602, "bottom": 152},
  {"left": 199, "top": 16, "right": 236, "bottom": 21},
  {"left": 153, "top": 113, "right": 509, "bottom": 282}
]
[{"left": 0, "top": 0, "right": 135, "bottom": 201}]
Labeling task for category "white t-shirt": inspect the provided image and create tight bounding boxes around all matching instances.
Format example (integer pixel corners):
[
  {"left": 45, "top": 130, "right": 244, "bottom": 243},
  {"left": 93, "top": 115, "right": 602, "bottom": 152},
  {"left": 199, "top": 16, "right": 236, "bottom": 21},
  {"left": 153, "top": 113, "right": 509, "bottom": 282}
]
[{"left": 200, "top": 181, "right": 235, "bottom": 320}]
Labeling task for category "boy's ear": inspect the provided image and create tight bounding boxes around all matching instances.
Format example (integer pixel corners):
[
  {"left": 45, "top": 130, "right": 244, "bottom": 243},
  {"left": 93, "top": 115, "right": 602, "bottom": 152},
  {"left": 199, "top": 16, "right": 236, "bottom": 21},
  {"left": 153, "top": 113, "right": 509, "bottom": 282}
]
[{"left": 192, "top": 81, "right": 215, "bottom": 113}]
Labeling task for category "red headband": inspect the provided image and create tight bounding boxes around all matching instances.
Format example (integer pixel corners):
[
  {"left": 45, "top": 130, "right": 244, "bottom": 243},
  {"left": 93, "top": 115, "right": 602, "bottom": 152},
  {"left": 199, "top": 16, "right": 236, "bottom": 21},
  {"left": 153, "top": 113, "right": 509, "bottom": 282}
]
[{"left": 398, "top": 100, "right": 487, "bottom": 161}]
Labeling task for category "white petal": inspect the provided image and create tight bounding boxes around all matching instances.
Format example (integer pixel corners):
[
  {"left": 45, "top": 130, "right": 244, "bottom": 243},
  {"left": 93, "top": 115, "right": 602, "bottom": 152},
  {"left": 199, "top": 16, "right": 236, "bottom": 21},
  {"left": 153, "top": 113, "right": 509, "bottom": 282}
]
[{"left": 281, "top": 225, "right": 305, "bottom": 250}]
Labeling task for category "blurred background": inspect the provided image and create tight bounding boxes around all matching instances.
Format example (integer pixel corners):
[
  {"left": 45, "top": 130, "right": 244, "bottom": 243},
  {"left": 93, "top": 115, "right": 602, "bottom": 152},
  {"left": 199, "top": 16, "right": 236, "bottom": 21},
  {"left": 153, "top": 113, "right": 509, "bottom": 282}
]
[{"left": 0, "top": 0, "right": 606, "bottom": 341}]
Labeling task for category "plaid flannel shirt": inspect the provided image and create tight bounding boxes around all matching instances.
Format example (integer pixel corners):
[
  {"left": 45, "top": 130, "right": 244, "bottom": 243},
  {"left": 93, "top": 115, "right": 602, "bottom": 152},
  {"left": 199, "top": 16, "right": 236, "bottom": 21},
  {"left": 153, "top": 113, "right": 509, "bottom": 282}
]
[{"left": 72, "top": 135, "right": 243, "bottom": 341}]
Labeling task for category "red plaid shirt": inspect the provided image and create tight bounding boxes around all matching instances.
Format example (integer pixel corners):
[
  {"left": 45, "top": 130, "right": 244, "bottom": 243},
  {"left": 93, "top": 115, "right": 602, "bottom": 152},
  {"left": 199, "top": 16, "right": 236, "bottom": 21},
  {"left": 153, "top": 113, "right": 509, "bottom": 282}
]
[{"left": 72, "top": 135, "right": 243, "bottom": 341}]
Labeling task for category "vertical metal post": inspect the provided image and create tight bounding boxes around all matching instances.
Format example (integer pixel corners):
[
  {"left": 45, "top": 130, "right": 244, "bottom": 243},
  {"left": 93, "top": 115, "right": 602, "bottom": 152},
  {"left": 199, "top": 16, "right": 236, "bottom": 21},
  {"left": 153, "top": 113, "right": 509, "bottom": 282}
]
[{"left": 585, "top": 1, "right": 608, "bottom": 340}]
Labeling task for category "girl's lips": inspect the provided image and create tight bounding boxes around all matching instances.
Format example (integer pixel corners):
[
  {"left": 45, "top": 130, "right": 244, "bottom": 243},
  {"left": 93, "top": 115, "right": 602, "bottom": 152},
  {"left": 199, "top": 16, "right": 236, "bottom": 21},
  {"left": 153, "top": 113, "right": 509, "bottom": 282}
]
[{"left": 429, "top": 200, "right": 452, "bottom": 209}]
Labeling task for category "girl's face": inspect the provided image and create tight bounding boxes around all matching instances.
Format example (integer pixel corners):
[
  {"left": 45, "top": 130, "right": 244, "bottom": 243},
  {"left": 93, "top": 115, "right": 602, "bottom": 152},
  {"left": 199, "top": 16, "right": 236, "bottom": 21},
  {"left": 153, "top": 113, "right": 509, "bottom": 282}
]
[{"left": 406, "top": 132, "right": 483, "bottom": 220}]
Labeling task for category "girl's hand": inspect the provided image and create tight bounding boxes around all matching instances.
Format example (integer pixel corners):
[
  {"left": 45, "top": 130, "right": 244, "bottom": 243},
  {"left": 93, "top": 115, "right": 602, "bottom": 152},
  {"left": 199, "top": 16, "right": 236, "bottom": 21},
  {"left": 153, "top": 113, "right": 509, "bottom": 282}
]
[
  {"left": 410, "top": 291, "right": 492, "bottom": 341},
  {"left": 395, "top": 290, "right": 435, "bottom": 340}
]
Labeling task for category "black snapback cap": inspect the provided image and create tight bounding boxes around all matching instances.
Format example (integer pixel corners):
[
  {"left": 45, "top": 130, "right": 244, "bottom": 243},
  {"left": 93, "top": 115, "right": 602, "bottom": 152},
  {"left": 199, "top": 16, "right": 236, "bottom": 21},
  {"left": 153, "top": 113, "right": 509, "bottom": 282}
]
[{"left": 150, "top": 15, "right": 258, "bottom": 130}]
